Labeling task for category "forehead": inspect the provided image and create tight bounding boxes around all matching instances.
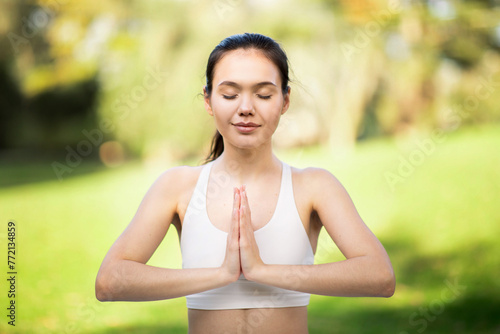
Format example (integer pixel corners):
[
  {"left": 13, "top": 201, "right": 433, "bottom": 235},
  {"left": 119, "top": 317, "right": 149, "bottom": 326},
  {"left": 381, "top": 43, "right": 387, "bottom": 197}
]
[{"left": 213, "top": 49, "right": 281, "bottom": 87}]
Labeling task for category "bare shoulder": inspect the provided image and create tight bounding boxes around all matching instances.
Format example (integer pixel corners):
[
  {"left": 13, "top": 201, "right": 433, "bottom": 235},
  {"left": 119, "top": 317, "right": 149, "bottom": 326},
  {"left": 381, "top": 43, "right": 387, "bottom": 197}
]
[
  {"left": 158, "top": 164, "right": 204, "bottom": 184},
  {"left": 154, "top": 164, "right": 204, "bottom": 197},
  {"left": 290, "top": 164, "right": 351, "bottom": 212},
  {"left": 290, "top": 165, "right": 343, "bottom": 192}
]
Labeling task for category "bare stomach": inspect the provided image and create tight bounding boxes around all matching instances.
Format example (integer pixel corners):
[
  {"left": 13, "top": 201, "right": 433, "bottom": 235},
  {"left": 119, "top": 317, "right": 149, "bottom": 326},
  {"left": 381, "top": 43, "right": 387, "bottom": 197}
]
[{"left": 187, "top": 306, "right": 309, "bottom": 334}]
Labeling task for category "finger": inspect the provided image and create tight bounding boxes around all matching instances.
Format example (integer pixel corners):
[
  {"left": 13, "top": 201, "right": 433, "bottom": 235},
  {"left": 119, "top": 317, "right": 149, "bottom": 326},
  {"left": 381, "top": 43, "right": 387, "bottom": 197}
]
[
  {"left": 239, "top": 189, "right": 253, "bottom": 239},
  {"left": 233, "top": 187, "right": 241, "bottom": 211},
  {"left": 239, "top": 188, "right": 245, "bottom": 223},
  {"left": 230, "top": 188, "right": 240, "bottom": 243},
  {"left": 241, "top": 187, "right": 250, "bottom": 220},
  {"left": 235, "top": 187, "right": 241, "bottom": 208},
  {"left": 232, "top": 187, "right": 241, "bottom": 219}
]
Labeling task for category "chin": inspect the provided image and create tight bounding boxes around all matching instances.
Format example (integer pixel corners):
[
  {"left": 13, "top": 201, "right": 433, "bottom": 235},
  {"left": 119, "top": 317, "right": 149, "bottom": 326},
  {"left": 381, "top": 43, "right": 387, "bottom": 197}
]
[{"left": 230, "top": 138, "right": 266, "bottom": 150}]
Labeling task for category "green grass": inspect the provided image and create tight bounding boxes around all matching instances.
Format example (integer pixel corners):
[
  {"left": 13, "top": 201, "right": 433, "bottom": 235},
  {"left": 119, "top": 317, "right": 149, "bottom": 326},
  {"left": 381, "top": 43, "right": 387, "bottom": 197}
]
[{"left": 1, "top": 124, "right": 499, "bottom": 333}]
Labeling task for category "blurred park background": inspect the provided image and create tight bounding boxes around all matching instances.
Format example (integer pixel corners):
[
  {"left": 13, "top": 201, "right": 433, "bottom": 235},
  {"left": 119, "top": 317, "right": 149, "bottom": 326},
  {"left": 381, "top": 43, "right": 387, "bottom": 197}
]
[{"left": 1, "top": 0, "right": 500, "bottom": 333}]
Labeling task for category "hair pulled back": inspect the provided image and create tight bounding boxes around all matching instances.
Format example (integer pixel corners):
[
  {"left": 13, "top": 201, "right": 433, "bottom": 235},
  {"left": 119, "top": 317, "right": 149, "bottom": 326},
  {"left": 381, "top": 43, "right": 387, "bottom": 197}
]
[{"left": 204, "top": 33, "right": 290, "bottom": 163}]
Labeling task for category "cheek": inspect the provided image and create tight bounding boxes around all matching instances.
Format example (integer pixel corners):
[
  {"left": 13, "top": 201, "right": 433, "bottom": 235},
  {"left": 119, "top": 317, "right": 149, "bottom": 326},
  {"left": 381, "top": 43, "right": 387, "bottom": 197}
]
[
  {"left": 270, "top": 113, "right": 282, "bottom": 129},
  {"left": 266, "top": 101, "right": 284, "bottom": 123},
  {"left": 211, "top": 100, "right": 234, "bottom": 118}
]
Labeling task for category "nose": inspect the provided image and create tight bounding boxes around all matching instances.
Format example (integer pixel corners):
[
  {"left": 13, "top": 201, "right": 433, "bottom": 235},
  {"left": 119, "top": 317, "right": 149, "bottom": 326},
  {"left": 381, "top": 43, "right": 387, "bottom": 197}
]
[{"left": 238, "top": 94, "right": 254, "bottom": 116}]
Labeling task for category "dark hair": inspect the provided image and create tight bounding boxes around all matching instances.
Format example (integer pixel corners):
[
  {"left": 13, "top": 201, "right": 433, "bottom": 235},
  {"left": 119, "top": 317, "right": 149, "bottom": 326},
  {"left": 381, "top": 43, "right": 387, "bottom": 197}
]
[{"left": 204, "top": 33, "right": 290, "bottom": 163}]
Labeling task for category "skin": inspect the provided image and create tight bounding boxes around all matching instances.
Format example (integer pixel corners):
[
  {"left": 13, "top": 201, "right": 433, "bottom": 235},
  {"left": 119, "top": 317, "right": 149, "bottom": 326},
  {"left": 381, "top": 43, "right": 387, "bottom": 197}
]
[{"left": 95, "top": 48, "right": 395, "bottom": 334}]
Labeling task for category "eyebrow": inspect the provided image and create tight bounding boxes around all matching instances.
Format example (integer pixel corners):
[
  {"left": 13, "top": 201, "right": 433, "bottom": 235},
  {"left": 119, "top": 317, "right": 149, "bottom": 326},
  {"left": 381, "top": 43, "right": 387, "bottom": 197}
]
[{"left": 217, "top": 81, "right": 277, "bottom": 89}]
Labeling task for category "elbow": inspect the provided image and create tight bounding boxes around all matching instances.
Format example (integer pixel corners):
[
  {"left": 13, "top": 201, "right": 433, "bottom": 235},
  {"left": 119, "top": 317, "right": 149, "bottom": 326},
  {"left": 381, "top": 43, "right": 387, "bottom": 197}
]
[
  {"left": 377, "top": 266, "right": 396, "bottom": 298},
  {"left": 380, "top": 275, "right": 396, "bottom": 298},
  {"left": 95, "top": 270, "right": 115, "bottom": 302},
  {"left": 95, "top": 283, "right": 109, "bottom": 302}
]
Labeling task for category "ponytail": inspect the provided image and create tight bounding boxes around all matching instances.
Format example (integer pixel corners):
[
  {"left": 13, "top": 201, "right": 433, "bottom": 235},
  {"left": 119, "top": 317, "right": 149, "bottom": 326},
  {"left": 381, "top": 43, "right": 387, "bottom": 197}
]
[{"left": 205, "top": 130, "right": 224, "bottom": 163}]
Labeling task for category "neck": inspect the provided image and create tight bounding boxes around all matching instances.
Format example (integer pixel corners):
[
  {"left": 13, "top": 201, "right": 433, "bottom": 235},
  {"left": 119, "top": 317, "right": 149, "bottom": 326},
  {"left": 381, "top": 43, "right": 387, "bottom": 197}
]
[{"left": 215, "top": 141, "right": 280, "bottom": 184}]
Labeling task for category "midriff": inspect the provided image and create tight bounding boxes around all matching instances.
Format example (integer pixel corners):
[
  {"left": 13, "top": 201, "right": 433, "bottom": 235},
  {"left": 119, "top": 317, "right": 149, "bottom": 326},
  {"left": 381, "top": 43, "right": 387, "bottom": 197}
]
[{"left": 187, "top": 306, "right": 309, "bottom": 334}]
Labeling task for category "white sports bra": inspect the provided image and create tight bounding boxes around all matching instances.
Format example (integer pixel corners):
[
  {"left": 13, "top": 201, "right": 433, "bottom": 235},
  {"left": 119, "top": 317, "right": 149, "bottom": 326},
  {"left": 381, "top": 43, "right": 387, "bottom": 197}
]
[{"left": 180, "top": 160, "right": 315, "bottom": 310}]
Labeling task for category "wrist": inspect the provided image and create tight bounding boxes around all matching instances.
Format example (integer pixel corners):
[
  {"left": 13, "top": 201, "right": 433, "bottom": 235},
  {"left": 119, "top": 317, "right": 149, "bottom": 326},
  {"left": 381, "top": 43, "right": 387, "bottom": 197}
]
[
  {"left": 245, "top": 263, "right": 268, "bottom": 283},
  {"left": 217, "top": 267, "right": 239, "bottom": 286}
]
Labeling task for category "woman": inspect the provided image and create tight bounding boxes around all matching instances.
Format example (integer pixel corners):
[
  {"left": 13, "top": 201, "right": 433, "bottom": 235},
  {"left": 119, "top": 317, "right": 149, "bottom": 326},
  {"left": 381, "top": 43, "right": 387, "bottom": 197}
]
[{"left": 95, "top": 33, "right": 395, "bottom": 334}]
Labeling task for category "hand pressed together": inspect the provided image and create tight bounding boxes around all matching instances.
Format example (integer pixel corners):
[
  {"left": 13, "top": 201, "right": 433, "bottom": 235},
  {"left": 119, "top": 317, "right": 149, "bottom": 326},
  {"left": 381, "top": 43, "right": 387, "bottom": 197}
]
[{"left": 220, "top": 186, "right": 265, "bottom": 283}]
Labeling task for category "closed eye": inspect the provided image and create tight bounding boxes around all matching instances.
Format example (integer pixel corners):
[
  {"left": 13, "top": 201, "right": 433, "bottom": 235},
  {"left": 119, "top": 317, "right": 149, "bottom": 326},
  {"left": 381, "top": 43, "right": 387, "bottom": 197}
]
[
  {"left": 223, "top": 95, "right": 237, "bottom": 100},
  {"left": 258, "top": 95, "right": 272, "bottom": 100}
]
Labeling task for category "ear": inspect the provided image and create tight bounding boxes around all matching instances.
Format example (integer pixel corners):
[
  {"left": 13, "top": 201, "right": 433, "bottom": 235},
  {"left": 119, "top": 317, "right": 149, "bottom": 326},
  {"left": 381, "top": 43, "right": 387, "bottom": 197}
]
[
  {"left": 203, "top": 86, "right": 214, "bottom": 116},
  {"left": 280, "top": 86, "right": 291, "bottom": 115}
]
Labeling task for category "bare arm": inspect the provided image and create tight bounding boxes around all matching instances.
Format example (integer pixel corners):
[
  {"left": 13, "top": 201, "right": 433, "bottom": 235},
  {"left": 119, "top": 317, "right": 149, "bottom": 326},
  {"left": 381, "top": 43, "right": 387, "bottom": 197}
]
[
  {"left": 95, "top": 167, "right": 241, "bottom": 302},
  {"left": 241, "top": 168, "right": 395, "bottom": 297}
]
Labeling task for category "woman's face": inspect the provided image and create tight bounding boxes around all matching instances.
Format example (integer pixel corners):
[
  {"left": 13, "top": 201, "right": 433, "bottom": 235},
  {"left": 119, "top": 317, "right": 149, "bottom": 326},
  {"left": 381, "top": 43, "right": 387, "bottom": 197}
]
[{"left": 204, "top": 49, "right": 290, "bottom": 151}]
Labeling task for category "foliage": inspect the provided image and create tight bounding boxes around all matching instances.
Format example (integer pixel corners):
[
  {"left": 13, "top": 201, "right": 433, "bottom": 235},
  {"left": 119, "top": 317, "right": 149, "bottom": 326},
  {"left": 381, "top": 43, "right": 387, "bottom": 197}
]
[{"left": 1, "top": 0, "right": 500, "bottom": 158}]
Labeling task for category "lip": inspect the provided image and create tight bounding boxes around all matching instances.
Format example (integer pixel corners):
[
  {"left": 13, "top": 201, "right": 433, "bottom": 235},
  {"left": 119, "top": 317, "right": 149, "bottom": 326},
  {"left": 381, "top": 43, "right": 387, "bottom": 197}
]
[{"left": 232, "top": 122, "right": 260, "bottom": 133}]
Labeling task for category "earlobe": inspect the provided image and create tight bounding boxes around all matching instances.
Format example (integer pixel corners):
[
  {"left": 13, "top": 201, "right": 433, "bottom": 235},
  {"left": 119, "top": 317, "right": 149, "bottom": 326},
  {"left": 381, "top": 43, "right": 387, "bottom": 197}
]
[
  {"left": 205, "top": 99, "right": 214, "bottom": 116},
  {"left": 281, "top": 86, "right": 291, "bottom": 115},
  {"left": 203, "top": 86, "right": 214, "bottom": 116}
]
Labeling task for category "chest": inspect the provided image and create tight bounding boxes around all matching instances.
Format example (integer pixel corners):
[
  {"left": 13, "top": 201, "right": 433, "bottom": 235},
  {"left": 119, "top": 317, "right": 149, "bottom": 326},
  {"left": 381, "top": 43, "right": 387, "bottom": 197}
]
[
  {"left": 205, "top": 181, "right": 281, "bottom": 233},
  {"left": 180, "top": 170, "right": 317, "bottom": 268},
  {"left": 176, "top": 166, "right": 320, "bottom": 252}
]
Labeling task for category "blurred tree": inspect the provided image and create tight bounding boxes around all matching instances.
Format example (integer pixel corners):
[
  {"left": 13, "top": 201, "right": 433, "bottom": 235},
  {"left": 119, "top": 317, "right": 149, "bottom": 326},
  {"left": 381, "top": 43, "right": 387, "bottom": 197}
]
[
  {"left": 0, "top": 61, "right": 24, "bottom": 149},
  {"left": 0, "top": 0, "right": 102, "bottom": 154},
  {"left": 26, "top": 77, "right": 100, "bottom": 149},
  {"left": 1, "top": 0, "right": 499, "bottom": 161}
]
